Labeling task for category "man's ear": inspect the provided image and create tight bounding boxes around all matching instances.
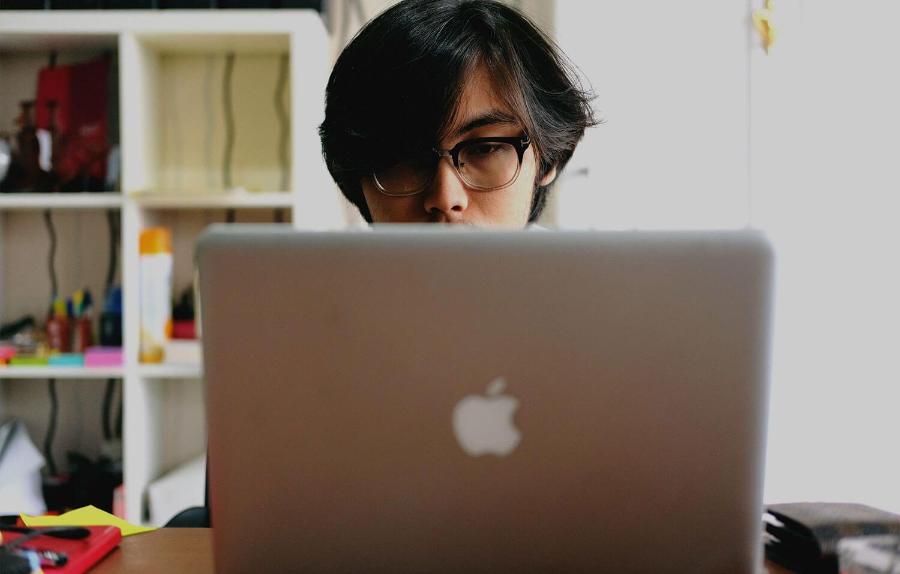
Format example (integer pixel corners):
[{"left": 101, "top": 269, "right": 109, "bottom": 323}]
[{"left": 539, "top": 165, "right": 558, "bottom": 187}]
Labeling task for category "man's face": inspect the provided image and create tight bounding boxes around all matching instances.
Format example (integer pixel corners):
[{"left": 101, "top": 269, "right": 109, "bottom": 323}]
[{"left": 360, "top": 67, "right": 555, "bottom": 228}]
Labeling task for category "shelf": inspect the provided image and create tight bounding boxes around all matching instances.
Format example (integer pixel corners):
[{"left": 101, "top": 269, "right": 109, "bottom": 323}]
[
  {"left": 138, "top": 363, "right": 203, "bottom": 380},
  {"left": 128, "top": 191, "right": 293, "bottom": 210},
  {"left": 0, "top": 366, "right": 124, "bottom": 379},
  {"left": 0, "top": 9, "right": 332, "bottom": 526},
  {"left": 0, "top": 193, "right": 123, "bottom": 211}
]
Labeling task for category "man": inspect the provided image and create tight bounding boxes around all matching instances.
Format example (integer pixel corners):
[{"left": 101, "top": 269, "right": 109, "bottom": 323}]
[{"left": 319, "top": 0, "right": 597, "bottom": 228}]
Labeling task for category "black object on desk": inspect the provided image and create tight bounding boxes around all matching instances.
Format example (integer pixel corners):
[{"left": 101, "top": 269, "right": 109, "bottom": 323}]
[{"left": 765, "top": 502, "right": 900, "bottom": 574}]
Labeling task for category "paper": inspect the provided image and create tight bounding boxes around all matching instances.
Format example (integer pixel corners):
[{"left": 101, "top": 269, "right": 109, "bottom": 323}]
[
  {"left": 147, "top": 452, "right": 206, "bottom": 526},
  {"left": 0, "top": 420, "right": 47, "bottom": 515},
  {"left": 21, "top": 505, "right": 157, "bottom": 537}
]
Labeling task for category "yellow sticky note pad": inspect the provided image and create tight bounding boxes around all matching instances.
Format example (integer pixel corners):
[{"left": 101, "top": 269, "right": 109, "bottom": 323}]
[{"left": 21, "top": 505, "right": 157, "bottom": 537}]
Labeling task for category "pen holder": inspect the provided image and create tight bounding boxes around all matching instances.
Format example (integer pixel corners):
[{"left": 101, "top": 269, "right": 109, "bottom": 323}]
[
  {"left": 72, "top": 316, "right": 94, "bottom": 353},
  {"left": 46, "top": 316, "right": 71, "bottom": 353}
]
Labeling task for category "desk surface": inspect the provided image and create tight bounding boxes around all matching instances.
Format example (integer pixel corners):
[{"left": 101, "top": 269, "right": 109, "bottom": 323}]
[
  {"left": 91, "top": 528, "right": 795, "bottom": 573},
  {"left": 93, "top": 529, "right": 212, "bottom": 574}
]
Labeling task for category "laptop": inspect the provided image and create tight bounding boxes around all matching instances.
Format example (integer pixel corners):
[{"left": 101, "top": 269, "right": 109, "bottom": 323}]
[{"left": 197, "top": 226, "right": 774, "bottom": 574}]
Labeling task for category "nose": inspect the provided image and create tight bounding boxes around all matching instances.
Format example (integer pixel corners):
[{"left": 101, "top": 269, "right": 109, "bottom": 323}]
[{"left": 423, "top": 156, "right": 469, "bottom": 222}]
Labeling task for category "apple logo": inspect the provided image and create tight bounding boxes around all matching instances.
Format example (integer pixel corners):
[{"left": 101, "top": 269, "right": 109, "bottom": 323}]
[{"left": 452, "top": 377, "right": 522, "bottom": 457}]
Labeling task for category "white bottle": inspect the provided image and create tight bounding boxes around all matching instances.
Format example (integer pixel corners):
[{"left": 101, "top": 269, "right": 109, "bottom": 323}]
[{"left": 139, "top": 227, "right": 173, "bottom": 363}]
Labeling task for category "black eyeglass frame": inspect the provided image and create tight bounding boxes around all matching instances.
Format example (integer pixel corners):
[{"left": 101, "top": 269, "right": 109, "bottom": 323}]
[{"left": 372, "top": 135, "right": 532, "bottom": 197}]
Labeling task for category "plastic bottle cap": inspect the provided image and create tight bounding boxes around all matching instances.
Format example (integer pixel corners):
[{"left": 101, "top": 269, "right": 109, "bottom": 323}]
[{"left": 140, "top": 228, "right": 172, "bottom": 255}]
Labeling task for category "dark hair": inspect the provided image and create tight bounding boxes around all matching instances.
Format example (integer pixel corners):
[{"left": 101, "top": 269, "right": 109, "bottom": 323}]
[{"left": 319, "top": 0, "right": 597, "bottom": 223}]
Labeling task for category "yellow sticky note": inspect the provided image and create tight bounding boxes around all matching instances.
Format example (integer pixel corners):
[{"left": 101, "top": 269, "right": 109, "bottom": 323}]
[{"left": 21, "top": 505, "right": 157, "bottom": 537}]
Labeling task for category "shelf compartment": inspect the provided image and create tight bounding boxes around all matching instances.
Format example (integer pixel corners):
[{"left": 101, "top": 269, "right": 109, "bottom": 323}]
[
  {"left": 0, "top": 209, "right": 122, "bottom": 341},
  {"left": 0, "top": 33, "right": 120, "bottom": 197},
  {"left": 123, "top": 32, "right": 293, "bottom": 199}
]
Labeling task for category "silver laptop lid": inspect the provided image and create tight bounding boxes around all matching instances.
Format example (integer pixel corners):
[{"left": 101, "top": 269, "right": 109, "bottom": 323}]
[{"left": 198, "top": 227, "right": 773, "bottom": 574}]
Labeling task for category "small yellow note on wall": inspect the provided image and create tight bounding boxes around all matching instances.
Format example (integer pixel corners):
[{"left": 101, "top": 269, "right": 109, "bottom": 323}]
[{"left": 753, "top": 0, "right": 778, "bottom": 53}]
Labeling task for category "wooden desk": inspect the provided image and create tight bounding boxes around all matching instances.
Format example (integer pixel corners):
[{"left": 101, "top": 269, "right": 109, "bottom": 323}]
[
  {"left": 93, "top": 529, "right": 212, "bottom": 574},
  {"left": 91, "top": 528, "right": 795, "bottom": 573}
]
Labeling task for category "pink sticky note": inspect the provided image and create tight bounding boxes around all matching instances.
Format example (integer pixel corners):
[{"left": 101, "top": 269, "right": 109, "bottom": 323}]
[{"left": 84, "top": 347, "right": 123, "bottom": 368}]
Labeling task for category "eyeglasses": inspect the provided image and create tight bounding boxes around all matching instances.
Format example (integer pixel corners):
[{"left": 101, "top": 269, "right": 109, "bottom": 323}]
[{"left": 372, "top": 135, "right": 531, "bottom": 197}]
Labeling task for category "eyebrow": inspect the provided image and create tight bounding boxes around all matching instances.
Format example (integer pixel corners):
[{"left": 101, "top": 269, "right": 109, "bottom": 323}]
[{"left": 450, "top": 110, "right": 518, "bottom": 139}]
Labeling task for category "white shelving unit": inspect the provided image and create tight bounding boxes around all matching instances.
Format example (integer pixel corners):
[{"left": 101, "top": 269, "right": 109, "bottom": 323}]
[{"left": 0, "top": 10, "right": 342, "bottom": 525}]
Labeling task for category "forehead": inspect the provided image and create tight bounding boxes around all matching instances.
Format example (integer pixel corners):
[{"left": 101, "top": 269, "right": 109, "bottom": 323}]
[{"left": 444, "top": 65, "right": 519, "bottom": 137}]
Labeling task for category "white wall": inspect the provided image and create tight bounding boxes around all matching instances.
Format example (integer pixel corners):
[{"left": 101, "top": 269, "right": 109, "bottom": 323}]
[
  {"left": 752, "top": 0, "right": 900, "bottom": 513},
  {"left": 556, "top": 0, "right": 900, "bottom": 513},
  {"left": 555, "top": 0, "right": 751, "bottom": 230}
]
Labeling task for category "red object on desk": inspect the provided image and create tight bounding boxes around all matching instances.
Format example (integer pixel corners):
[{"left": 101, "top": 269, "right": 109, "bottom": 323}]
[{"left": 3, "top": 525, "right": 121, "bottom": 573}]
